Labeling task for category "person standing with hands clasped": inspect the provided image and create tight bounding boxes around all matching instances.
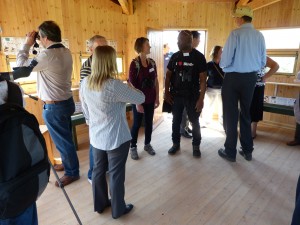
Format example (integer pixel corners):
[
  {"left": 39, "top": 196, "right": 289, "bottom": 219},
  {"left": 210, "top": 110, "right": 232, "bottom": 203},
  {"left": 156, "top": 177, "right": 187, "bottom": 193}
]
[
  {"left": 164, "top": 30, "right": 207, "bottom": 158},
  {"left": 80, "top": 46, "right": 145, "bottom": 219},
  {"left": 218, "top": 7, "right": 266, "bottom": 162},
  {"left": 128, "top": 37, "right": 160, "bottom": 160}
]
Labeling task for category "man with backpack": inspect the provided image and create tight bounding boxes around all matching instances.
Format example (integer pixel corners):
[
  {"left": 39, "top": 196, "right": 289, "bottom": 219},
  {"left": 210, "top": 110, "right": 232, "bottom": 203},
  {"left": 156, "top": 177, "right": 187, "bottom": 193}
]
[{"left": 16, "top": 21, "right": 80, "bottom": 187}]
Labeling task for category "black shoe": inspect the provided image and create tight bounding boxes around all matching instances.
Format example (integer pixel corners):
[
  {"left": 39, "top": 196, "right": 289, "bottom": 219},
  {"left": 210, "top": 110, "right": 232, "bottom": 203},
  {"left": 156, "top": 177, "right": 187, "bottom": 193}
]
[
  {"left": 218, "top": 148, "right": 236, "bottom": 162},
  {"left": 112, "top": 204, "right": 134, "bottom": 219},
  {"left": 124, "top": 204, "right": 134, "bottom": 215},
  {"left": 96, "top": 199, "right": 111, "bottom": 214},
  {"left": 168, "top": 144, "right": 180, "bottom": 155},
  {"left": 287, "top": 140, "right": 300, "bottom": 146},
  {"left": 193, "top": 146, "right": 201, "bottom": 158},
  {"left": 181, "top": 130, "right": 192, "bottom": 138},
  {"left": 238, "top": 150, "right": 252, "bottom": 161}
]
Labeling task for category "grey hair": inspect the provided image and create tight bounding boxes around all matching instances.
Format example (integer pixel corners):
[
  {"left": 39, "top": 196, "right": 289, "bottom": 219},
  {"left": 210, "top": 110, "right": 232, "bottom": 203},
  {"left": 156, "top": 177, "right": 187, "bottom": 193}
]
[{"left": 88, "top": 35, "right": 106, "bottom": 48}]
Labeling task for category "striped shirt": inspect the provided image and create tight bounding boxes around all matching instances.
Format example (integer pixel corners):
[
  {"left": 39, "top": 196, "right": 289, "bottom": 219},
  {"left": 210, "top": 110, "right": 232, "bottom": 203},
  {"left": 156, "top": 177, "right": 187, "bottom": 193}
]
[
  {"left": 80, "top": 55, "right": 92, "bottom": 81},
  {"left": 80, "top": 78, "right": 145, "bottom": 150}
]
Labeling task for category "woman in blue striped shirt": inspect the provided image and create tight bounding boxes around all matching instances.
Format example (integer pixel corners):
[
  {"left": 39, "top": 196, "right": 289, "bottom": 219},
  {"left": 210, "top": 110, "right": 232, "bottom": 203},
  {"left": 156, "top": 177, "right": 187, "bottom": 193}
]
[{"left": 80, "top": 46, "right": 145, "bottom": 219}]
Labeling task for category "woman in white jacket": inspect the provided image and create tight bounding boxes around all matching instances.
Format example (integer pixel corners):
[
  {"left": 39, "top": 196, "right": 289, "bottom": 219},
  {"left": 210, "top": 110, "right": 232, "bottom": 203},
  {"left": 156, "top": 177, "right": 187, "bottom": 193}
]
[{"left": 80, "top": 46, "right": 145, "bottom": 219}]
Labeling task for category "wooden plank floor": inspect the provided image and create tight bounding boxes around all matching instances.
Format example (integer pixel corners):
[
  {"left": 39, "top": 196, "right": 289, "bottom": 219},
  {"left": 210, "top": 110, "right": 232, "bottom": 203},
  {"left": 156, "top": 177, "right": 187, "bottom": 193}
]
[{"left": 37, "top": 115, "right": 300, "bottom": 225}]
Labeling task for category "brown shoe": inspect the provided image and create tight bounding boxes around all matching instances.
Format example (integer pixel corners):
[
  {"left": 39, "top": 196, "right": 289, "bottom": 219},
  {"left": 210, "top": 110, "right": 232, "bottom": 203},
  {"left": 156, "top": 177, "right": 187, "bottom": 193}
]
[
  {"left": 55, "top": 175, "right": 80, "bottom": 187},
  {"left": 287, "top": 140, "right": 300, "bottom": 146},
  {"left": 54, "top": 164, "right": 64, "bottom": 171}
]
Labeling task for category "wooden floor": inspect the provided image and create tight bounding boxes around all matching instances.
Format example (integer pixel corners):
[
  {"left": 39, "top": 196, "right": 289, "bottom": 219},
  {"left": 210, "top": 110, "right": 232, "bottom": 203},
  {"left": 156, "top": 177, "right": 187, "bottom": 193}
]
[{"left": 37, "top": 115, "right": 300, "bottom": 225}]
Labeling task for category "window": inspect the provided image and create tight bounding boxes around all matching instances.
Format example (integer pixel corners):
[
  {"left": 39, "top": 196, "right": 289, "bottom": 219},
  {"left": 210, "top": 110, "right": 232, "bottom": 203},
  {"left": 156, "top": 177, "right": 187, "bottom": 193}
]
[{"left": 260, "top": 28, "right": 300, "bottom": 76}]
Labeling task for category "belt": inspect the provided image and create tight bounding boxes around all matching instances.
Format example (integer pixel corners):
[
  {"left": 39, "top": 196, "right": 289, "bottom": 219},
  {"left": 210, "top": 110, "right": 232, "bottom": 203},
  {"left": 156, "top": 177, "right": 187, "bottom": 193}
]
[{"left": 43, "top": 100, "right": 65, "bottom": 105}]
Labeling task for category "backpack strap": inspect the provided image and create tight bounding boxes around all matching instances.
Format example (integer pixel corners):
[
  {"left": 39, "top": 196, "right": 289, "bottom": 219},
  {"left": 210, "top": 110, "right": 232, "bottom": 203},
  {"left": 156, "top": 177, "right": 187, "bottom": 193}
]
[
  {"left": 6, "top": 81, "right": 23, "bottom": 107},
  {"left": 133, "top": 58, "right": 140, "bottom": 78}
]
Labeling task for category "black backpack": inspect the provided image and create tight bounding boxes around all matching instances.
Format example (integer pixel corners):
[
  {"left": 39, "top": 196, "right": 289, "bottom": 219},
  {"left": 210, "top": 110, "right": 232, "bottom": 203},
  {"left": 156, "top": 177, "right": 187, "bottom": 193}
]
[{"left": 0, "top": 81, "right": 50, "bottom": 219}]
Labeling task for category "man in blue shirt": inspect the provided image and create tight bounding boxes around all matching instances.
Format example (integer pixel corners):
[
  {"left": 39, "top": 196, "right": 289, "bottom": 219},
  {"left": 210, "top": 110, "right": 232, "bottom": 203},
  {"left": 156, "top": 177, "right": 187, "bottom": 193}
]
[{"left": 218, "top": 6, "right": 266, "bottom": 162}]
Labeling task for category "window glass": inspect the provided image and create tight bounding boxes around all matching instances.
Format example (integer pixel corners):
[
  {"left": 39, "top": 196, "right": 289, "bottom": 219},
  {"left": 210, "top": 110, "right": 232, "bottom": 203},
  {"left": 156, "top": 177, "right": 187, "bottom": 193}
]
[{"left": 260, "top": 28, "right": 300, "bottom": 49}]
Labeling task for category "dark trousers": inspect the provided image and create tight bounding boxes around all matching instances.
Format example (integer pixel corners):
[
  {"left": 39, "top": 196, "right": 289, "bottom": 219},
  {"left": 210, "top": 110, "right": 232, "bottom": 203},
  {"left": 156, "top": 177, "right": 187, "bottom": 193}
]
[
  {"left": 130, "top": 103, "right": 155, "bottom": 148},
  {"left": 295, "top": 123, "right": 300, "bottom": 141},
  {"left": 222, "top": 72, "right": 257, "bottom": 159},
  {"left": 92, "top": 141, "right": 130, "bottom": 218},
  {"left": 172, "top": 96, "right": 201, "bottom": 146},
  {"left": 291, "top": 174, "right": 300, "bottom": 225}
]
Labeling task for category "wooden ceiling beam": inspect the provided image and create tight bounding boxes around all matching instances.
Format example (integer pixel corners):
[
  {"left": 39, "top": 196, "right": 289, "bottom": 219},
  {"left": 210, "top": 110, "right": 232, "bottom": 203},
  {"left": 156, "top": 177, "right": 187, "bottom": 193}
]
[
  {"left": 237, "top": 0, "right": 250, "bottom": 6},
  {"left": 247, "top": 0, "right": 282, "bottom": 10},
  {"left": 117, "top": 0, "right": 133, "bottom": 15}
]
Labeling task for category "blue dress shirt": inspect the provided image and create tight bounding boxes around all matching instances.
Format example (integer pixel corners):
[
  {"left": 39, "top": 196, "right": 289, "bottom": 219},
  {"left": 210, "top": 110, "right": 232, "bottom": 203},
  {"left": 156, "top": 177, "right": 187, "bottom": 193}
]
[{"left": 220, "top": 23, "right": 266, "bottom": 73}]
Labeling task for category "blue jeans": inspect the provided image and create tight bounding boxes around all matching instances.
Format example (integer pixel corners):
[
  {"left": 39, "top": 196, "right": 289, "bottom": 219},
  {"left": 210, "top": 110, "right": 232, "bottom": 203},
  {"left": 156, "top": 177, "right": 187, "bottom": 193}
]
[
  {"left": 130, "top": 103, "right": 155, "bottom": 148},
  {"left": 172, "top": 96, "right": 201, "bottom": 146},
  {"left": 0, "top": 203, "right": 38, "bottom": 225},
  {"left": 43, "top": 97, "right": 79, "bottom": 177}
]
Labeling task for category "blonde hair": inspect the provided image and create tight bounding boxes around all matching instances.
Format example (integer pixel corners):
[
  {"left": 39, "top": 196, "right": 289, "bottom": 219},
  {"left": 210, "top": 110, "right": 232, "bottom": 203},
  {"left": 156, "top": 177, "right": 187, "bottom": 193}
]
[{"left": 87, "top": 46, "right": 118, "bottom": 91}]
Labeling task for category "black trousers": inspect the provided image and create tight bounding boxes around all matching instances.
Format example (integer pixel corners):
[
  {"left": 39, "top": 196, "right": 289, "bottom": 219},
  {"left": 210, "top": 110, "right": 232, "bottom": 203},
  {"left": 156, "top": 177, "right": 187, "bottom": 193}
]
[
  {"left": 291, "top": 174, "right": 300, "bottom": 225},
  {"left": 92, "top": 141, "right": 130, "bottom": 218},
  {"left": 130, "top": 103, "right": 155, "bottom": 148},
  {"left": 222, "top": 72, "right": 257, "bottom": 159},
  {"left": 295, "top": 123, "right": 300, "bottom": 141},
  {"left": 171, "top": 95, "right": 201, "bottom": 146}
]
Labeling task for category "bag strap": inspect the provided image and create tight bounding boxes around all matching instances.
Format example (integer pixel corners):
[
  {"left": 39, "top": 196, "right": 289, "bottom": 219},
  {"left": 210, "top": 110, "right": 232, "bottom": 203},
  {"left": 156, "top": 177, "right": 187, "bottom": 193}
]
[
  {"left": 6, "top": 81, "right": 23, "bottom": 106},
  {"left": 212, "top": 62, "right": 224, "bottom": 79}
]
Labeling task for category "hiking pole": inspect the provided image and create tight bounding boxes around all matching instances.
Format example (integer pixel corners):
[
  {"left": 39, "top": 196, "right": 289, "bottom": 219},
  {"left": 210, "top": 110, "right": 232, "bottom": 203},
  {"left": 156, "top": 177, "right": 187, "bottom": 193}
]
[{"left": 48, "top": 159, "right": 83, "bottom": 225}]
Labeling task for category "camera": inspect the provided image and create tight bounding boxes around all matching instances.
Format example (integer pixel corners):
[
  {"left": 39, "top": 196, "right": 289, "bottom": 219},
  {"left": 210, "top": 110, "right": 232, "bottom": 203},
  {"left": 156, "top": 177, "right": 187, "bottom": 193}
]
[
  {"left": 141, "top": 77, "right": 154, "bottom": 89},
  {"left": 33, "top": 32, "right": 40, "bottom": 42}
]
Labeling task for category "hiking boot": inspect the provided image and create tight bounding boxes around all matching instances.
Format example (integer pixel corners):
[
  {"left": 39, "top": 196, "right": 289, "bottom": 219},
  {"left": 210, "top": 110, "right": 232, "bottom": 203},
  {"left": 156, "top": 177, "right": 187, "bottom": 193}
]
[
  {"left": 144, "top": 144, "right": 156, "bottom": 155},
  {"left": 168, "top": 144, "right": 180, "bottom": 155},
  {"left": 130, "top": 147, "right": 139, "bottom": 160},
  {"left": 193, "top": 146, "right": 201, "bottom": 158}
]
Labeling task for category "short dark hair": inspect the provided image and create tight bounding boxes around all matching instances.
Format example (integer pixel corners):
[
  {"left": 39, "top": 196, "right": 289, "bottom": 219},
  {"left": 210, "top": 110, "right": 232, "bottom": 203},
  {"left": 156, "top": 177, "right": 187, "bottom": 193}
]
[
  {"left": 134, "top": 37, "right": 149, "bottom": 53},
  {"left": 38, "top": 21, "right": 62, "bottom": 42},
  {"left": 191, "top": 31, "right": 200, "bottom": 39},
  {"left": 242, "top": 16, "right": 252, "bottom": 23}
]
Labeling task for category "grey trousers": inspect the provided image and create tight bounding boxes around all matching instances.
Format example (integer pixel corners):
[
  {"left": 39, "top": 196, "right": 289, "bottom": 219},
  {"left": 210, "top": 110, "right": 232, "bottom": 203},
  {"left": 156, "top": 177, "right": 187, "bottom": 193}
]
[
  {"left": 92, "top": 141, "right": 130, "bottom": 218},
  {"left": 222, "top": 72, "right": 257, "bottom": 158}
]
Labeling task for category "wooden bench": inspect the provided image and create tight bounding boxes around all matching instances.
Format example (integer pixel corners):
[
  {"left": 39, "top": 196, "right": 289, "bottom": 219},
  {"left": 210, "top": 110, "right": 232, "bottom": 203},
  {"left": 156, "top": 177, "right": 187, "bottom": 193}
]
[
  {"left": 263, "top": 102, "right": 294, "bottom": 116},
  {"left": 71, "top": 104, "right": 133, "bottom": 150}
]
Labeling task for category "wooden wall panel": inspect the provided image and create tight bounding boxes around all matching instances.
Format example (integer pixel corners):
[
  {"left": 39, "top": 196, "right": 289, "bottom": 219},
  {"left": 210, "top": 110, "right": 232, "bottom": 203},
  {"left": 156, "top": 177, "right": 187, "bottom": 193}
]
[
  {"left": 253, "top": 0, "right": 300, "bottom": 128},
  {"left": 0, "top": 0, "right": 127, "bottom": 85},
  {"left": 1, "top": 0, "right": 299, "bottom": 128}
]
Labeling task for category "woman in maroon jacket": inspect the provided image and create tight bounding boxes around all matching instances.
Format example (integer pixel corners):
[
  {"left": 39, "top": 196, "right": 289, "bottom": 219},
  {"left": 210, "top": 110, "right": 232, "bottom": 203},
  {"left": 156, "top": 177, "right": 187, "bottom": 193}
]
[{"left": 128, "top": 37, "right": 160, "bottom": 160}]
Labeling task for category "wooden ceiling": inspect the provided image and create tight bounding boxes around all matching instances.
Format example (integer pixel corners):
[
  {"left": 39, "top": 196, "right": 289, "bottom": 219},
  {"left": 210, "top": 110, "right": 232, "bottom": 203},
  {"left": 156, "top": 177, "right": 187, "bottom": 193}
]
[{"left": 111, "top": 0, "right": 282, "bottom": 15}]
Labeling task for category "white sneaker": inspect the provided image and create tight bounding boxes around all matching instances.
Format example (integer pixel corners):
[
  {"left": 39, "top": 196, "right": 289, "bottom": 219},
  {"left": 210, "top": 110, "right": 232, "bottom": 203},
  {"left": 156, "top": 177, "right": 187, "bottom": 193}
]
[{"left": 88, "top": 178, "right": 92, "bottom": 185}]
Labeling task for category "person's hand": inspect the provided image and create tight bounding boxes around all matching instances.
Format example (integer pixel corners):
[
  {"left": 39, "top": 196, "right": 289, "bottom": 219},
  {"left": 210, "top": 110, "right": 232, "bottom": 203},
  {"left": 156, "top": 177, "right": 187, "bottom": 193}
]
[
  {"left": 25, "top": 31, "right": 37, "bottom": 47},
  {"left": 195, "top": 98, "right": 204, "bottom": 112},
  {"left": 154, "top": 98, "right": 160, "bottom": 109},
  {"left": 164, "top": 91, "right": 173, "bottom": 105},
  {"left": 136, "top": 104, "right": 144, "bottom": 113}
]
